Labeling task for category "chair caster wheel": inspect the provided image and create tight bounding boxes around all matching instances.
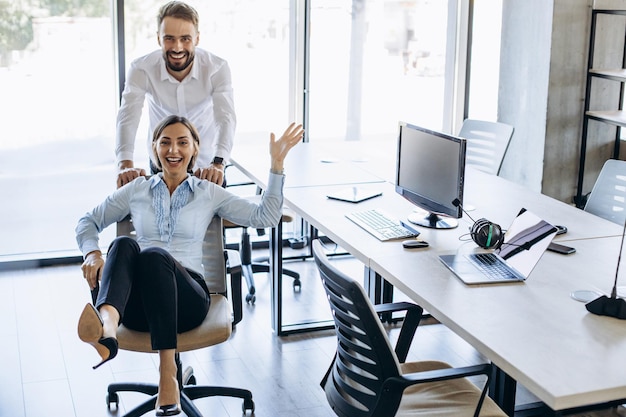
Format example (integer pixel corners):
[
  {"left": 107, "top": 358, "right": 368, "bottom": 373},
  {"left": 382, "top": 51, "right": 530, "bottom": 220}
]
[
  {"left": 106, "top": 392, "right": 119, "bottom": 409},
  {"left": 183, "top": 366, "right": 196, "bottom": 385},
  {"left": 246, "top": 293, "right": 256, "bottom": 304},
  {"left": 243, "top": 398, "right": 255, "bottom": 414}
]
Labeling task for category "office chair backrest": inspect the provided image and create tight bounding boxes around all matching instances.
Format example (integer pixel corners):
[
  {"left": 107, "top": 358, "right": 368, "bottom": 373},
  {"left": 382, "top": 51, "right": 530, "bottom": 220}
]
[
  {"left": 313, "top": 240, "right": 404, "bottom": 417},
  {"left": 584, "top": 159, "right": 626, "bottom": 226},
  {"left": 202, "top": 216, "right": 228, "bottom": 294},
  {"left": 458, "top": 119, "right": 514, "bottom": 176}
]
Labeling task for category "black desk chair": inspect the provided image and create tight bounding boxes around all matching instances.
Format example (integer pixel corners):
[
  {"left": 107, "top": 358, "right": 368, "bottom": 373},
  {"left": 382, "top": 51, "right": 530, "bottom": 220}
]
[
  {"left": 312, "top": 239, "right": 507, "bottom": 417},
  {"left": 106, "top": 216, "right": 254, "bottom": 417},
  {"left": 223, "top": 193, "right": 301, "bottom": 304}
]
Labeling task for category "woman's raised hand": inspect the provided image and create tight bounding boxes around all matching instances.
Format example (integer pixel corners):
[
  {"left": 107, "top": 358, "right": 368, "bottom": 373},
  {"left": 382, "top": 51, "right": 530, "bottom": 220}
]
[{"left": 269, "top": 123, "right": 304, "bottom": 173}]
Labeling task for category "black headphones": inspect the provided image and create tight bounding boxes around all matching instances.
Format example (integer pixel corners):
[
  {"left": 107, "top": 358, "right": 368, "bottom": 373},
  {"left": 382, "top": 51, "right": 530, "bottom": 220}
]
[
  {"left": 470, "top": 218, "right": 504, "bottom": 249},
  {"left": 452, "top": 198, "right": 504, "bottom": 249}
]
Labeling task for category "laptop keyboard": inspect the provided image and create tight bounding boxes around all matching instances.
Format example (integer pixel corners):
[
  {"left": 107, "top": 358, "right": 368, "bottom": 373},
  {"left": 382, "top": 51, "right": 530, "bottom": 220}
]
[
  {"left": 346, "top": 209, "right": 419, "bottom": 241},
  {"left": 468, "top": 253, "right": 520, "bottom": 281}
]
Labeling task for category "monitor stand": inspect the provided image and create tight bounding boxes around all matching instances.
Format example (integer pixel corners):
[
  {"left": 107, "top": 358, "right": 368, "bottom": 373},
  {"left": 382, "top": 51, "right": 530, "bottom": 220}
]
[{"left": 407, "top": 211, "right": 458, "bottom": 229}]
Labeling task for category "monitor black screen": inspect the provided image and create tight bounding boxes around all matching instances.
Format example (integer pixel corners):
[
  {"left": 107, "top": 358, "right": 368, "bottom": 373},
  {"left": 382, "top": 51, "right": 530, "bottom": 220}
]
[{"left": 395, "top": 122, "right": 466, "bottom": 229}]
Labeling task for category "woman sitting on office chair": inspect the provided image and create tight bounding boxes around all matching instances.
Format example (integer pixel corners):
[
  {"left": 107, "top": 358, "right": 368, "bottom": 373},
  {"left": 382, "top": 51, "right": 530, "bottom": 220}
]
[{"left": 75, "top": 115, "right": 303, "bottom": 416}]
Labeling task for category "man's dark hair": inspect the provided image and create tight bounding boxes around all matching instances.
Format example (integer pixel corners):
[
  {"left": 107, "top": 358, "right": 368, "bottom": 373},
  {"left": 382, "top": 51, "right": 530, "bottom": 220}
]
[{"left": 157, "top": 1, "right": 199, "bottom": 32}]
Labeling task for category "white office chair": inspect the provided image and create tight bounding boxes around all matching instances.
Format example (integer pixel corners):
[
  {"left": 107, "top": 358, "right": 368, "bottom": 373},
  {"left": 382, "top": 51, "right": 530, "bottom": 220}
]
[
  {"left": 584, "top": 159, "right": 626, "bottom": 225},
  {"left": 458, "top": 119, "right": 514, "bottom": 176}
]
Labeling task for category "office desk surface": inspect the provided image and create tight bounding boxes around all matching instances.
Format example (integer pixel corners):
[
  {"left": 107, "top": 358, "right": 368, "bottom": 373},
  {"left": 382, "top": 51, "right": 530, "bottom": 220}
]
[
  {"left": 282, "top": 169, "right": 622, "bottom": 263},
  {"left": 371, "top": 235, "right": 626, "bottom": 411},
  {"left": 231, "top": 141, "right": 385, "bottom": 188},
  {"left": 282, "top": 172, "right": 626, "bottom": 411}
]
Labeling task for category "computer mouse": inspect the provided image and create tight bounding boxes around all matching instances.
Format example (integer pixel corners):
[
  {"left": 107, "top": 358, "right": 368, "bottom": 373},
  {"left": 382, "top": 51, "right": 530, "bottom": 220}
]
[{"left": 402, "top": 240, "right": 429, "bottom": 249}]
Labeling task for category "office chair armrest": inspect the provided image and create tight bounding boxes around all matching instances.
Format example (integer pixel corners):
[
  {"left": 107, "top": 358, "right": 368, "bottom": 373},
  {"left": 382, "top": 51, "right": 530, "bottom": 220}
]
[
  {"left": 397, "top": 362, "right": 493, "bottom": 385},
  {"left": 224, "top": 249, "right": 244, "bottom": 326},
  {"left": 374, "top": 302, "right": 423, "bottom": 363}
]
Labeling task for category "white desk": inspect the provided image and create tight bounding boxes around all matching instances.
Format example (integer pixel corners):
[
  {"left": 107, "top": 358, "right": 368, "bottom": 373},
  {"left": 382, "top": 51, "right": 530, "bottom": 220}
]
[
  {"left": 282, "top": 170, "right": 622, "bottom": 266},
  {"left": 231, "top": 141, "right": 626, "bottom": 414},
  {"left": 231, "top": 142, "right": 386, "bottom": 188},
  {"left": 369, "top": 236, "right": 626, "bottom": 413},
  {"left": 281, "top": 173, "right": 626, "bottom": 414}
]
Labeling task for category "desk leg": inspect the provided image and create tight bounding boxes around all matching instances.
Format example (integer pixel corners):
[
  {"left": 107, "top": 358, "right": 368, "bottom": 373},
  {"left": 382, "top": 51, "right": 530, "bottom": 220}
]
[
  {"left": 490, "top": 365, "right": 517, "bottom": 416},
  {"left": 363, "top": 267, "right": 394, "bottom": 304},
  {"left": 364, "top": 267, "right": 383, "bottom": 304},
  {"left": 268, "top": 222, "right": 336, "bottom": 336},
  {"left": 270, "top": 221, "right": 284, "bottom": 335},
  {"left": 363, "top": 268, "right": 395, "bottom": 322}
]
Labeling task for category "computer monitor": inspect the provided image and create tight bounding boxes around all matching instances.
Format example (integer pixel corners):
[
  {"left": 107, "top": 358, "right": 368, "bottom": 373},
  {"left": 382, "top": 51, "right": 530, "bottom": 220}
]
[{"left": 395, "top": 121, "right": 467, "bottom": 229}]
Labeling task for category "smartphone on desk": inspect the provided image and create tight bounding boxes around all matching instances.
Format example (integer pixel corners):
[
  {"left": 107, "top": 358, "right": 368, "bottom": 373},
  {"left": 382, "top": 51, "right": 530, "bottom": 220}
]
[{"left": 547, "top": 242, "right": 576, "bottom": 255}]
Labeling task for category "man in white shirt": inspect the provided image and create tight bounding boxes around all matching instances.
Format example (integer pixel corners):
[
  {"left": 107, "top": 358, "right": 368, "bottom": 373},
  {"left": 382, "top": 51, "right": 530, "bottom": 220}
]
[{"left": 116, "top": 1, "right": 235, "bottom": 188}]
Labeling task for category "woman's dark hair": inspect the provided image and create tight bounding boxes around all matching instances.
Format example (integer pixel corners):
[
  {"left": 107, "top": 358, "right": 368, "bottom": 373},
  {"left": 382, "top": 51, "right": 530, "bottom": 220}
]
[{"left": 151, "top": 115, "right": 200, "bottom": 173}]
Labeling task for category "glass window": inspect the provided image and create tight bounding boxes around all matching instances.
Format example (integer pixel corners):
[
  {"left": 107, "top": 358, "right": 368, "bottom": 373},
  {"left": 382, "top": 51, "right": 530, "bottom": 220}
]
[
  {"left": 307, "top": 0, "right": 452, "bottom": 144},
  {"left": 0, "top": 0, "right": 293, "bottom": 262},
  {"left": 1, "top": 0, "right": 495, "bottom": 262},
  {"left": 122, "top": 0, "right": 292, "bottom": 167},
  {"left": 466, "top": 0, "right": 502, "bottom": 121},
  {"left": 0, "top": 0, "right": 117, "bottom": 260}
]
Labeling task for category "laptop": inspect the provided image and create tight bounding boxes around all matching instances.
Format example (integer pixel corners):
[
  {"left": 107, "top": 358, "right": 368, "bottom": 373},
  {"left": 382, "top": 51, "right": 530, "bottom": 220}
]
[{"left": 439, "top": 209, "right": 558, "bottom": 284}]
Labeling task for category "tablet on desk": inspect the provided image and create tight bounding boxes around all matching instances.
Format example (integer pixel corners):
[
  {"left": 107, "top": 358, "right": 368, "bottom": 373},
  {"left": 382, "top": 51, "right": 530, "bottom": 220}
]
[{"left": 326, "top": 187, "right": 382, "bottom": 203}]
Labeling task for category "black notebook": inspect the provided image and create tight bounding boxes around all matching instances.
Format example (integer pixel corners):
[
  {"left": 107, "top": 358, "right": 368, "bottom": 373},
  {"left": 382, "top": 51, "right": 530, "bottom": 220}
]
[{"left": 326, "top": 187, "right": 382, "bottom": 203}]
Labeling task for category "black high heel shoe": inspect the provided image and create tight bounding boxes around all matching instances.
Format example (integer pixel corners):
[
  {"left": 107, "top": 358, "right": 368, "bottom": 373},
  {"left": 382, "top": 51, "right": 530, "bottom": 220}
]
[
  {"left": 77, "top": 303, "right": 118, "bottom": 369},
  {"left": 92, "top": 337, "right": 118, "bottom": 369},
  {"left": 156, "top": 372, "right": 181, "bottom": 416},
  {"left": 155, "top": 404, "right": 181, "bottom": 416}
]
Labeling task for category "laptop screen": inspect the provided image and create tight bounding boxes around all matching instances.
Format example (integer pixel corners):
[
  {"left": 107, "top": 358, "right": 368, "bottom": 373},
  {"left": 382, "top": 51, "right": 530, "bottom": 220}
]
[{"left": 496, "top": 209, "right": 558, "bottom": 277}]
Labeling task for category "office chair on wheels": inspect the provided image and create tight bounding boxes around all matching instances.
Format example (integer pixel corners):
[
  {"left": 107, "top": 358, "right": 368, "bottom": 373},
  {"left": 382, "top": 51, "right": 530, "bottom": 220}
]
[
  {"left": 459, "top": 119, "right": 515, "bottom": 176},
  {"left": 583, "top": 159, "right": 626, "bottom": 225},
  {"left": 106, "top": 216, "right": 254, "bottom": 417},
  {"left": 223, "top": 195, "right": 301, "bottom": 304},
  {"left": 312, "top": 239, "right": 507, "bottom": 417}
]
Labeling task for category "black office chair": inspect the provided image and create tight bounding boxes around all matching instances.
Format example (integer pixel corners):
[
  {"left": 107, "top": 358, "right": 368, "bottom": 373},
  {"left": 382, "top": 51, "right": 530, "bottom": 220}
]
[
  {"left": 312, "top": 239, "right": 507, "bottom": 417},
  {"left": 107, "top": 216, "right": 254, "bottom": 417},
  {"left": 223, "top": 194, "right": 301, "bottom": 304}
]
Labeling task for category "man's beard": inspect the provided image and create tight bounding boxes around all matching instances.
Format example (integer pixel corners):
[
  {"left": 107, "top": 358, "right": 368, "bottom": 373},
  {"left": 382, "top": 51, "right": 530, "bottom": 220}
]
[{"left": 164, "top": 51, "right": 195, "bottom": 73}]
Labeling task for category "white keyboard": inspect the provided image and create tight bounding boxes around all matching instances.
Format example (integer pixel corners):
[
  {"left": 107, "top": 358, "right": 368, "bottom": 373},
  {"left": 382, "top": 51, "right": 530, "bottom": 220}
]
[{"left": 346, "top": 208, "right": 420, "bottom": 241}]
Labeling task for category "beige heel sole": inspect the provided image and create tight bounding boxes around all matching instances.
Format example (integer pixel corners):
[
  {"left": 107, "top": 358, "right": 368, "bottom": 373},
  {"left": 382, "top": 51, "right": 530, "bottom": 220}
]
[{"left": 77, "top": 303, "right": 103, "bottom": 343}]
